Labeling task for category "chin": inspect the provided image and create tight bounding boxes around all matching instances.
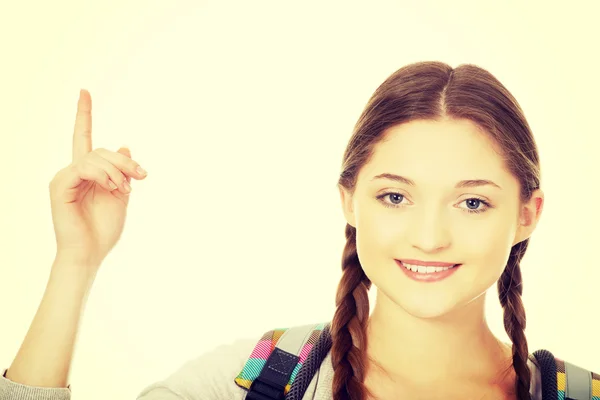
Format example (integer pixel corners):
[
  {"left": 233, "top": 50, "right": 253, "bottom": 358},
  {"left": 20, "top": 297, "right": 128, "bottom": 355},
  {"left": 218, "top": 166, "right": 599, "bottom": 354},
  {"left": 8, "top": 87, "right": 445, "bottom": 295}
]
[
  {"left": 375, "top": 284, "right": 465, "bottom": 320},
  {"left": 397, "top": 297, "right": 459, "bottom": 319}
]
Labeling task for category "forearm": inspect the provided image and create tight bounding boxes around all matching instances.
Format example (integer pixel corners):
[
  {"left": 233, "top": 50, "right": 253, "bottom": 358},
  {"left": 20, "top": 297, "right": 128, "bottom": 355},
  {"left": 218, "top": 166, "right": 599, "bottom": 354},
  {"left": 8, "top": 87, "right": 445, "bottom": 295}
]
[{"left": 6, "top": 256, "right": 97, "bottom": 388}]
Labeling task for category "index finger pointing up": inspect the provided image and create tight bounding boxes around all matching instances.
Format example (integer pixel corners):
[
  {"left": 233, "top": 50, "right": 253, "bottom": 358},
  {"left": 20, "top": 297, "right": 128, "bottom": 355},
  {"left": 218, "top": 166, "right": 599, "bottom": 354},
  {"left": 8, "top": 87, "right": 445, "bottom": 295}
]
[{"left": 73, "top": 89, "right": 93, "bottom": 161}]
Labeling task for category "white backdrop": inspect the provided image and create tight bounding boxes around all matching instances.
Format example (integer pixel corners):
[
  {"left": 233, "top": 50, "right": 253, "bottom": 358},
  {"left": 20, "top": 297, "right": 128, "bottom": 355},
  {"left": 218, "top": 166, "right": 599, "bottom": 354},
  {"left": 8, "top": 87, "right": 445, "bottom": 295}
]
[{"left": 1, "top": 1, "right": 598, "bottom": 399}]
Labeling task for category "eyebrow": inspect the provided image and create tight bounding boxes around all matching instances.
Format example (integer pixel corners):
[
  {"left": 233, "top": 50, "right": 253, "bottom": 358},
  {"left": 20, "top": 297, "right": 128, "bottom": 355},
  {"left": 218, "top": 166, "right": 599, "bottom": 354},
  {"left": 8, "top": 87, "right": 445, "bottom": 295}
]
[{"left": 371, "top": 173, "right": 502, "bottom": 190}]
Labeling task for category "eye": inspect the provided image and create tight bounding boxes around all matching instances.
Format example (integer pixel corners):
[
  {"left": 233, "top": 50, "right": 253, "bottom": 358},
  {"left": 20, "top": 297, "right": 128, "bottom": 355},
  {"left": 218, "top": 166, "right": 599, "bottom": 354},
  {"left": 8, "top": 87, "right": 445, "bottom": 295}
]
[
  {"left": 458, "top": 198, "right": 492, "bottom": 214},
  {"left": 376, "top": 192, "right": 408, "bottom": 208}
]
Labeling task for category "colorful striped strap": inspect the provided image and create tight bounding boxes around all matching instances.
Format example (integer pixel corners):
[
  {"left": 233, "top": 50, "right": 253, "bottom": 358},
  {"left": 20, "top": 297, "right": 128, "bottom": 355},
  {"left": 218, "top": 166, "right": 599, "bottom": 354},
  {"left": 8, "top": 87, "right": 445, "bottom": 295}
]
[
  {"left": 533, "top": 349, "right": 600, "bottom": 400},
  {"left": 234, "top": 322, "right": 327, "bottom": 397},
  {"left": 555, "top": 357, "right": 600, "bottom": 400},
  {"left": 235, "top": 333, "right": 600, "bottom": 399}
]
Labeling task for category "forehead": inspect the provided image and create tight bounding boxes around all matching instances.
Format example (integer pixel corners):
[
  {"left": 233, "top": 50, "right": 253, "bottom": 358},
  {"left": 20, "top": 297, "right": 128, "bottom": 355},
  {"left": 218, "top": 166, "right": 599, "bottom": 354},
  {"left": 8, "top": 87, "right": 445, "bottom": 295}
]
[{"left": 359, "top": 118, "right": 513, "bottom": 187}]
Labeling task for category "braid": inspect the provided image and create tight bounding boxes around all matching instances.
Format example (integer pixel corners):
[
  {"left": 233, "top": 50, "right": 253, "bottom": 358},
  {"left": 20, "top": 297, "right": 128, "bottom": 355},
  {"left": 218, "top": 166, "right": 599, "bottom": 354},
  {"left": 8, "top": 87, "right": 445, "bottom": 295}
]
[
  {"left": 330, "top": 224, "right": 372, "bottom": 400},
  {"left": 498, "top": 240, "right": 532, "bottom": 400}
]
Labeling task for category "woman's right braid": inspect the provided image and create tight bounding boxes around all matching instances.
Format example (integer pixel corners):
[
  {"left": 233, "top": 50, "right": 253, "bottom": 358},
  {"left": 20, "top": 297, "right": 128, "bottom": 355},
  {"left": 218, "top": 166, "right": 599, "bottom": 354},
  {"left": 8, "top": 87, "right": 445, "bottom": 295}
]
[{"left": 330, "top": 224, "right": 372, "bottom": 400}]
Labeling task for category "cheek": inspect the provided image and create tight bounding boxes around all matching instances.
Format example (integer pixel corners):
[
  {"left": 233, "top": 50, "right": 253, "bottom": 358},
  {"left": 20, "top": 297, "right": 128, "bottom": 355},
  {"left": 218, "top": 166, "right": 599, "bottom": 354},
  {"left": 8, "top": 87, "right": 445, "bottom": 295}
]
[
  {"left": 456, "top": 218, "right": 517, "bottom": 280},
  {"left": 353, "top": 213, "right": 400, "bottom": 276},
  {"left": 355, "top": 204, "right": 402, "bottom": 244}
]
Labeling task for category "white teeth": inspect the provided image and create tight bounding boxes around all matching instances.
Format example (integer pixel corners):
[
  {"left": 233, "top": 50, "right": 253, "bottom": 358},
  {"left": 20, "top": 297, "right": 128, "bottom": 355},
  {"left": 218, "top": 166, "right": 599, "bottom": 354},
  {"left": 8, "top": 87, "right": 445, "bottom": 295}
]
[{"left": 402, "top": 263, "right": 455, "bottom": 273}]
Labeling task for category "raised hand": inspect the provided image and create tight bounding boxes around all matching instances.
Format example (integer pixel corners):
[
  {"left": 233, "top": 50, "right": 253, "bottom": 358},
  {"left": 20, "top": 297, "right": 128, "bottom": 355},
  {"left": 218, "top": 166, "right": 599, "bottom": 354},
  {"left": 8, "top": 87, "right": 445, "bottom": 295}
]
[
  {"left": 48, "top": 89, "right": 148, "bottom": 268},
  {"left": 4, "top": 89, "right": 149, "bottom": 388}
]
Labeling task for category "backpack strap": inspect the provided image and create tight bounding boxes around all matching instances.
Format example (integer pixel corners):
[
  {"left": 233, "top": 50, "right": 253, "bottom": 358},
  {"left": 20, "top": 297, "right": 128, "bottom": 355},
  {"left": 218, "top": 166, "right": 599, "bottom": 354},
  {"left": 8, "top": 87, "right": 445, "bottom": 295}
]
[
  {"left": 285, "top": 322, "right": 332, "bottom": 400},
  {"left": 533, "top": 349, "right": 600, "bottom": 400},
  {"left": 234, "top": 322, "right": 328, "bottom": 400}
]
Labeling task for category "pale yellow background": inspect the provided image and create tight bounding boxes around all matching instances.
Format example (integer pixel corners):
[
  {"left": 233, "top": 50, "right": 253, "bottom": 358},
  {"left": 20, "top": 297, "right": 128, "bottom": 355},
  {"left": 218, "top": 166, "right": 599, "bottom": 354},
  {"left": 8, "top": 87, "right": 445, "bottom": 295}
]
[{"left": 1, "top": 1, "right": 598, "bottom": 399}]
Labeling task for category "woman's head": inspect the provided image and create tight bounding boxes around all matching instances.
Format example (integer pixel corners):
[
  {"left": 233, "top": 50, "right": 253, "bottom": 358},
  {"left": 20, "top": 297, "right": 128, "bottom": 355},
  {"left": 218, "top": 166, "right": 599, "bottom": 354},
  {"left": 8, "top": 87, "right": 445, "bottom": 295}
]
[{"left": 330, "top": 62, "right": 544, "bottom": 400}]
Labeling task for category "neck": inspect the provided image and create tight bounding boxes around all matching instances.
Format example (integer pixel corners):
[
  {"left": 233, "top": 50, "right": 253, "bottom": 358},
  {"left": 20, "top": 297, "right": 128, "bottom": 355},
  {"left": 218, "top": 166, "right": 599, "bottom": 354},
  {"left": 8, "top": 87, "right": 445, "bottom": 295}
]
[{"left": 365, "top": 290, "right": 513, "bottom": 388}]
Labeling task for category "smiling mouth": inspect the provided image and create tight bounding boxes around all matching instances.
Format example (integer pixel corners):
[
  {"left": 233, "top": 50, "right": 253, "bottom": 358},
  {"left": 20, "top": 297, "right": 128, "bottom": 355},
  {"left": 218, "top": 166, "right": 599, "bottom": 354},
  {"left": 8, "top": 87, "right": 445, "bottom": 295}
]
[{"left": 396, "top": 259, "right": 461, "bottom": 274}]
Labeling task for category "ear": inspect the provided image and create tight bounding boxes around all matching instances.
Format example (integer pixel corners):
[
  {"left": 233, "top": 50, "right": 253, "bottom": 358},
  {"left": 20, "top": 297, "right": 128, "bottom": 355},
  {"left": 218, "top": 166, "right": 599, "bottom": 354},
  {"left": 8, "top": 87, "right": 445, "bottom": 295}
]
[
  {"left": 513, "top": 188, "right": 544, "bottom": 246},
  {"left": 338, "top": 184, "right": 357, "bottom": 228}
]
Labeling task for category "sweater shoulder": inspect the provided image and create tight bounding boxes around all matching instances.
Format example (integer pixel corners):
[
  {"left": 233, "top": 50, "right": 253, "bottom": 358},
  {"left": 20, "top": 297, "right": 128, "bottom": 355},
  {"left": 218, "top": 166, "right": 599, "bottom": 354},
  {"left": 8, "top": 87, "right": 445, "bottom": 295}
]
[{"left": 137, "top": 337, "right": 257, "bottom": 400}]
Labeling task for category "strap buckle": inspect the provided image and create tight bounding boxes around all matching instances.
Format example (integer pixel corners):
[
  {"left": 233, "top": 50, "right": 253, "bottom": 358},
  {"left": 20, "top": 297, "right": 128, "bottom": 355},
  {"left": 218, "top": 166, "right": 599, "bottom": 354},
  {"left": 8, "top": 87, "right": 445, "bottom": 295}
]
[{"left": 245, "top": 347, "right": 299, "bottom": 400}]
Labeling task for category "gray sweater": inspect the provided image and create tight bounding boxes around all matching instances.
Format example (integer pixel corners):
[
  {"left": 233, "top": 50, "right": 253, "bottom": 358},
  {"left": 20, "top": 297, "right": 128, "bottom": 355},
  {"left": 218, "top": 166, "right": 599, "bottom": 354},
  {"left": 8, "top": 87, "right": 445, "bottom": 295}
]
[{"left": 0, "top": 337, "right": 542, "bottom": 399}]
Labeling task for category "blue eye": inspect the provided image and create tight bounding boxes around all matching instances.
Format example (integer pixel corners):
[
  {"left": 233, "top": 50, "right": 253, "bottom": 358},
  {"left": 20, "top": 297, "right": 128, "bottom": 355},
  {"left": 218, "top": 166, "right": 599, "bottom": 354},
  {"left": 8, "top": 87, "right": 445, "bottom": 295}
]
[
  {"left": 376, "top": 192, "right": 492, "bottom": 214},
  {"left": 382, "top": 193, "right": 405, "bottom": 206},
  {"left": 463, "top": 198, "right": 486, "bottom": 213},
  {"left": 375, "top": 192, "right": 407, "bottom": 208}
]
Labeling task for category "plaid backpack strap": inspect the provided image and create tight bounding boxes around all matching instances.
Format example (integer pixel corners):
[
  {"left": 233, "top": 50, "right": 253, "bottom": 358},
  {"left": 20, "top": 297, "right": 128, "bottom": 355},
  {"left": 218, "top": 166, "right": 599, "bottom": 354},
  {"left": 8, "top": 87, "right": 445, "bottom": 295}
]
[
  {"left": 533, "top": 349, "right": 600, "bottom": 400},
  {"left": 234, "top": 322, "right": 328, "bottom": 400}
]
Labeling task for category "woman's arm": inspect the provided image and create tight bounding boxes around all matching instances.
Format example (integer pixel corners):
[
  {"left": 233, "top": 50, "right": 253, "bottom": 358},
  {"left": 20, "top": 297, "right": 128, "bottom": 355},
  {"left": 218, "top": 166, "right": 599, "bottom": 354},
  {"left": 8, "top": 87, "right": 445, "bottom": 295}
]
[
  {"left": 2, "top": 89, "right": 145, "bottom": 395},
  {"left": 5, "top": 255, "right": 97, "bottom": 388}
]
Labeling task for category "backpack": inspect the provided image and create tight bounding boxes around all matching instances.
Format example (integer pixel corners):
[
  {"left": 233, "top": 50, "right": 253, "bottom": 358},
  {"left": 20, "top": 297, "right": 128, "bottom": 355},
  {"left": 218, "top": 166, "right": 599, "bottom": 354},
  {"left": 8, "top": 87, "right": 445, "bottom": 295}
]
[{"left": 233, "top": 322, "right": 599, "bottom": 400}]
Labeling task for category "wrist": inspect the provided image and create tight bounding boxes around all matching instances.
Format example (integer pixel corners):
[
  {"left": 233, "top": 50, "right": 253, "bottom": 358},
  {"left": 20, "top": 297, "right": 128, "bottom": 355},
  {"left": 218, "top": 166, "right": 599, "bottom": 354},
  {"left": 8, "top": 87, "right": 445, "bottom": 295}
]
[
  {"left": 52, "top": 253, "right": 99, "bottom": 285},
  {"left": 54, "top": 249, "right": 102, "bottom": 269}
]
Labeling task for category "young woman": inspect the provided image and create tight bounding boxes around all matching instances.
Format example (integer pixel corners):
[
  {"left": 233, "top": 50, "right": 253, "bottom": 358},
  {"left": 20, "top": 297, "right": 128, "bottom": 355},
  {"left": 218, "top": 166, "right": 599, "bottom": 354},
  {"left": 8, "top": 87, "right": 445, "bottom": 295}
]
[{"left": 2, "top": 61, "right": 597, "bottom": 400}]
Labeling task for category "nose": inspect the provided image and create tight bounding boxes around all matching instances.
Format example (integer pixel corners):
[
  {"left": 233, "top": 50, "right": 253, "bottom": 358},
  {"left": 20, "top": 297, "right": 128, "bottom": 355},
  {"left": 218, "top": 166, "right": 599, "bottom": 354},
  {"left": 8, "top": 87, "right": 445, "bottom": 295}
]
[{"left": 407, "top": 206, "right": 451, "bottom": 253}]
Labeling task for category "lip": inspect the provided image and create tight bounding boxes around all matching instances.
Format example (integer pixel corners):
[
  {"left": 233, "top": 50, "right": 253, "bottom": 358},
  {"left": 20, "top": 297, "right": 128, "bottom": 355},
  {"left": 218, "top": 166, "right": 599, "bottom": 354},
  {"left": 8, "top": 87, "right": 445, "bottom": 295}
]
[
  {"left": 397, "top": 259, "right": 457, "bottom": 267},
  {"left": 396, "top": 260, "right": 462, "bottom": 282}
]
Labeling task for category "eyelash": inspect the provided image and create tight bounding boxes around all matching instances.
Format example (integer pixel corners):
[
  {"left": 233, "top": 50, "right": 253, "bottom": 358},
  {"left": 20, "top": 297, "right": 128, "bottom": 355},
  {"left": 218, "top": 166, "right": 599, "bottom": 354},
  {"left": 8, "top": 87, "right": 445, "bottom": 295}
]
[{"left": 376, "top": 192, "right": 493, "bottom": 214}]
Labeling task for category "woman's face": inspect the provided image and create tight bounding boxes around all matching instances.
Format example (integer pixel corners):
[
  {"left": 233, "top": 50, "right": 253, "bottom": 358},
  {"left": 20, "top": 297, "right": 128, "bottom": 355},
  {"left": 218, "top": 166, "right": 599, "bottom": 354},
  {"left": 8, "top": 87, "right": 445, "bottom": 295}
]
[{"left": 339, "top": 118, "right": 543, "bottom": 319}]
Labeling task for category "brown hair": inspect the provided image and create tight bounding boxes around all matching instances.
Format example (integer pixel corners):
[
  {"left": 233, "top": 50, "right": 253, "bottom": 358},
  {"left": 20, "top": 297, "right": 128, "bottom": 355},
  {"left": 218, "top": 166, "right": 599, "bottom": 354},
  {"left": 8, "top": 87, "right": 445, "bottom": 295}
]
[{"left": 331, "top": 61, "right": 540, "bottom": 400}]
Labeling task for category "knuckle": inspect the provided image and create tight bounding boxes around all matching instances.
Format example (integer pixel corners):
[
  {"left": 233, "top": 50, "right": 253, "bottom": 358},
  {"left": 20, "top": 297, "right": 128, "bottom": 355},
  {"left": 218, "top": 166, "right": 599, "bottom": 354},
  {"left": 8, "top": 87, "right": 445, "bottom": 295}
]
[
  {"left": 88, "top": 149, "right": 101, "bottom": 159},
  {"left": 73, "top": 161, "right": 86, "bottom": 174},
  {"left": 74, "top": 160, "right": 93, "bottom": 177},
  {"left": 77, "top": 127, "right": 91, "bottom": 137}
]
